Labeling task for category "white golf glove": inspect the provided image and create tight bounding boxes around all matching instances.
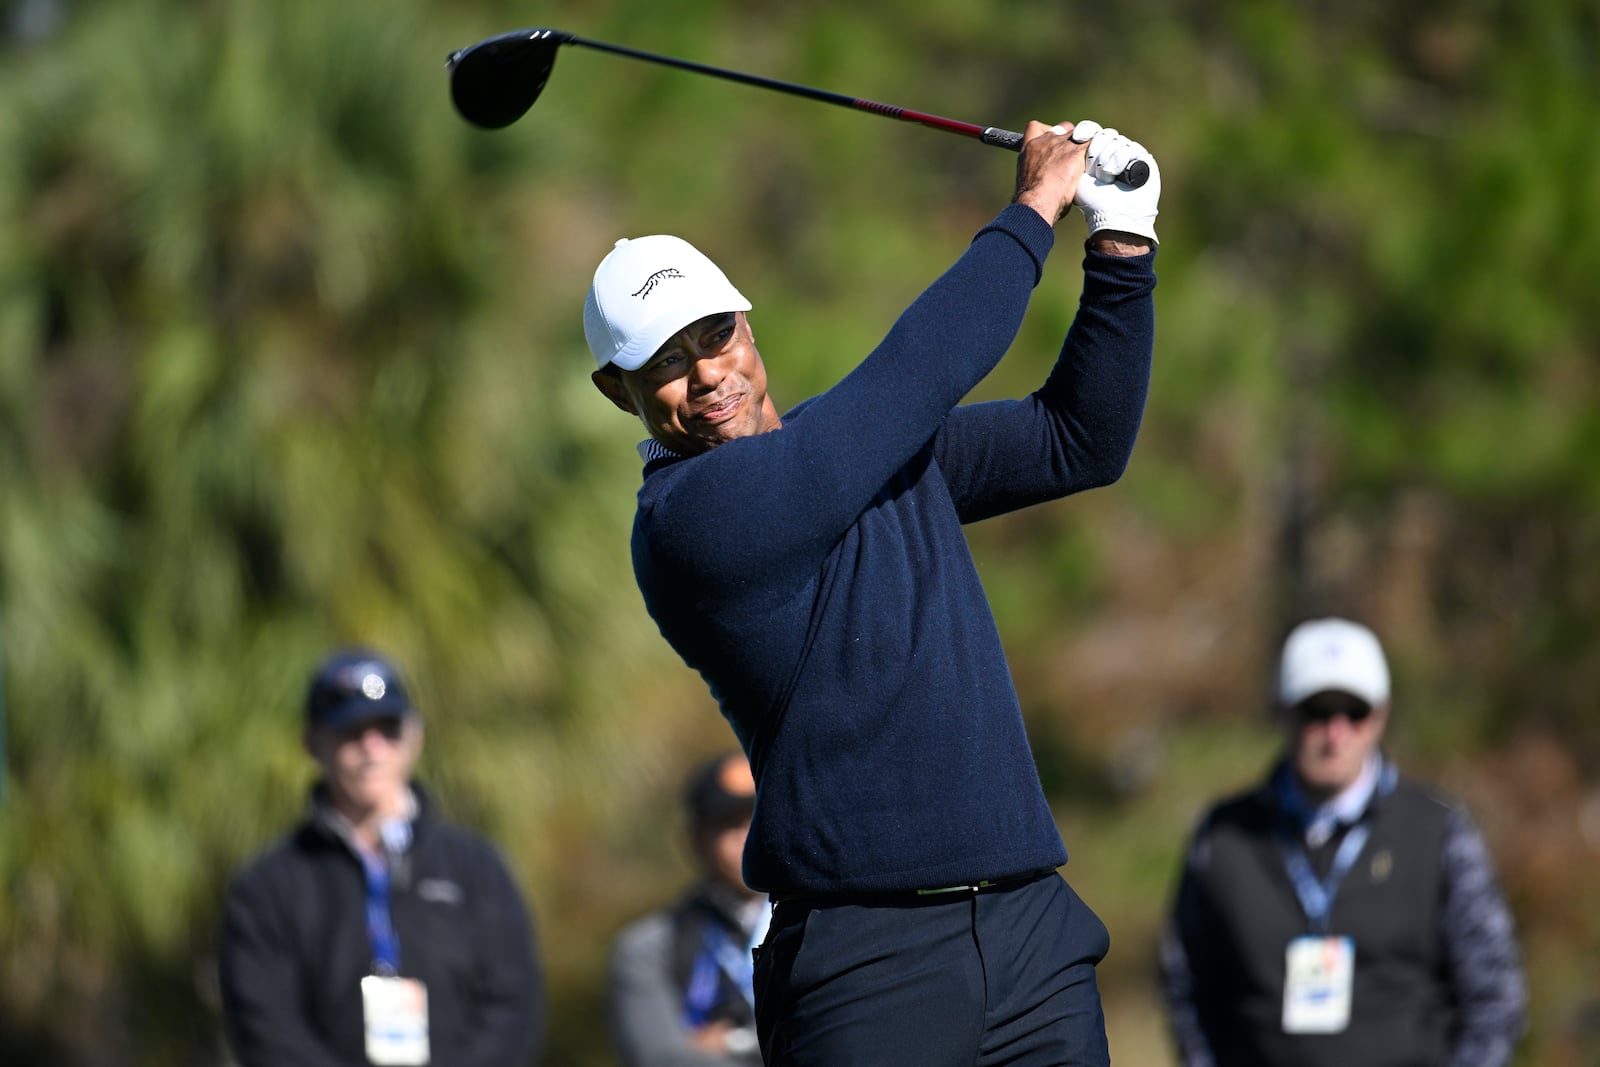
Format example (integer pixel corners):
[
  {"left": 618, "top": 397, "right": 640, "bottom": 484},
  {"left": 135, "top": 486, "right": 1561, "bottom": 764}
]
[{"left": 1069, "top": 120, "right": 1160, "bottom": 244}]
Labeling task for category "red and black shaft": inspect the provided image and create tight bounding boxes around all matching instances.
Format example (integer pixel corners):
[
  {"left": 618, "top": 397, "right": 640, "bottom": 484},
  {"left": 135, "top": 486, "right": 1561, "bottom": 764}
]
[{"left": 560, "top": 31, "right": 1028, "bottom": 151}]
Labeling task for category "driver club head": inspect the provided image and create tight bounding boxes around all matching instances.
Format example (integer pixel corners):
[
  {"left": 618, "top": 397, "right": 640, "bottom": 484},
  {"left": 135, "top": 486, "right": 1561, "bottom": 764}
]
[{"left": 447, "top": 27, "right": 572, "bottom": 129}]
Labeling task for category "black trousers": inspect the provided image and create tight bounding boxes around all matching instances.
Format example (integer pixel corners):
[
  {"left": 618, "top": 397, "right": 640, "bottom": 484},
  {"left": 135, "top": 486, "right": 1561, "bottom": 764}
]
[{"left": 752, "top": 872, "right": 1111, "bottom": 1066}]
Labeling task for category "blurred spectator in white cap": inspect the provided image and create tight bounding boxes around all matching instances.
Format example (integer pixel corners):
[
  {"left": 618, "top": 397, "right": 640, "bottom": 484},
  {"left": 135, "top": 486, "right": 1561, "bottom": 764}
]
[{"left": 1159, "top": 618, "right": 1526, "bottom": 1067}]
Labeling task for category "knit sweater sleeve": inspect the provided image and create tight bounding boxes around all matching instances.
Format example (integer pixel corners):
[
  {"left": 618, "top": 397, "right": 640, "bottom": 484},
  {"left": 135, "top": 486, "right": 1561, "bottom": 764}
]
[
  {"left": 637, "top": 205, "right": 1055, "bottom": 601},
  {"left": 933, "top": 242, "right": 1156, "bottom": 521}
]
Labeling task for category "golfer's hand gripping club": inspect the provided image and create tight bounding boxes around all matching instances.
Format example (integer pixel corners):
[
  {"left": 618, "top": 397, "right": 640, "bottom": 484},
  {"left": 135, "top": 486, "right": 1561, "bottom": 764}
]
[
  {"left": 986, "top": 126, "right": 1150, "bottom": 190},
  {"left": 1068, "top": 120, "right": 1161, "bottom": 244}
]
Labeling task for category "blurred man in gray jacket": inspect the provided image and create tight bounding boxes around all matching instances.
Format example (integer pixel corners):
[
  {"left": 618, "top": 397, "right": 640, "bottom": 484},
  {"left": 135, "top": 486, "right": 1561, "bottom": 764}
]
[{"left": 608, "top": 753, "right": 766, "bottom": 1066}]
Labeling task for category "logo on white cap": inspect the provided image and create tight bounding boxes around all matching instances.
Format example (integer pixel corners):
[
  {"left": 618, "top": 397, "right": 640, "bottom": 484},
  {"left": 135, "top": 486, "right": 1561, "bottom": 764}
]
[
  {"left": 631, "top": 267, "right": 684, "bottom": 299},
  {"left": 584, "top": 235, "right": 752, "bottom": 372},
  {"left": 1278, "top": 618, "right": 1390, "bottom": 707}
]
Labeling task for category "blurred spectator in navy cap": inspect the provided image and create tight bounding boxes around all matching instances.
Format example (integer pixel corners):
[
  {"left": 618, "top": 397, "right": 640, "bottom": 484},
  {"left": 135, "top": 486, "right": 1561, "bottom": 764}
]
[{"left": 219, "top": 648, "right": 546, "bottom": 1066}]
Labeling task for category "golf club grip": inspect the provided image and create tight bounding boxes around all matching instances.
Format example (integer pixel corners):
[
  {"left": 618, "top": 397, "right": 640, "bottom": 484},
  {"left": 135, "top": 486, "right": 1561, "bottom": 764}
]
[
  {"left": 1117, "top": 160, "right": 1151, "bottom": 189},
  {"left": 981, "top": 127, "right": 1026, "bottom": 150},
  {"left": 986, "top": 127, "right": 1149, "bottom": 188}
]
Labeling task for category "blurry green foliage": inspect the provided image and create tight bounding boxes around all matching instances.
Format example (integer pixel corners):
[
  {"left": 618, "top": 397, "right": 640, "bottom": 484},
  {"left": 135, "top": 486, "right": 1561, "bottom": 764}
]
[{"left": 1, "top": 0, "right": 1597, "bottom": 1063}]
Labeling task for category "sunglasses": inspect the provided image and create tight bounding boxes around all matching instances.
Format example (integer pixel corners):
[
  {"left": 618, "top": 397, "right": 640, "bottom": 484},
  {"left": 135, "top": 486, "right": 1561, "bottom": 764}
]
[
  {"left": 1293, "top": 693, "right": 1375, "bottom": 725},
  {"left": 332, "top": 715, "right": 408, "bottom": 744}
]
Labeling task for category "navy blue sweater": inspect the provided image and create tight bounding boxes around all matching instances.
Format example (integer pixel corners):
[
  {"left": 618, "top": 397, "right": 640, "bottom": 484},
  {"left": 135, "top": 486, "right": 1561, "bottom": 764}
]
[{"left": 630, "top": 204, "right": 1155, "bottom": 895}]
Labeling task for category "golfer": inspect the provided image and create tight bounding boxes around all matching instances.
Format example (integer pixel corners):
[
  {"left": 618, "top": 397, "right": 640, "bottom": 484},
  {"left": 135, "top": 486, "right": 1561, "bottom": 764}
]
[{"left": 584, "top": 119, "right": 1159, "bottom": 1065}]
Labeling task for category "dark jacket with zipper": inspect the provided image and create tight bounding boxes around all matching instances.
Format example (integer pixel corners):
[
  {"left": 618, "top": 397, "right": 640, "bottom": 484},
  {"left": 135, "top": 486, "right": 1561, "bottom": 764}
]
[{"left": 219, "top": 784, "right": 544, "bottom": 1067}]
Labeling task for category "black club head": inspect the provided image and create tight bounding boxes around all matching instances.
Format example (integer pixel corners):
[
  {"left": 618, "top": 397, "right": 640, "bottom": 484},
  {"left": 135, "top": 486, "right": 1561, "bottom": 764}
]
[{"left": 447, "top": 28, "right": 571, "bottom": 129}]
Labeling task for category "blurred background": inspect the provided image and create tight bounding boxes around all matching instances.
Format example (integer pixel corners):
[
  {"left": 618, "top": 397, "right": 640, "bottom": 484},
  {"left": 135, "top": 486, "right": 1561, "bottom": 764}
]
[{"left": 1, "top": 0, "right": 1596, "bottom": 1063}]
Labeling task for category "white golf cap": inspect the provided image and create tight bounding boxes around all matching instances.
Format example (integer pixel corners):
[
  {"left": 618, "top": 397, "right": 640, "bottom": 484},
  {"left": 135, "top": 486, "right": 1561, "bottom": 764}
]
[
  {"left": 583, "top": 234, "right": 751, "bottom": 371},
  {"left": 1277, "top": 618, "right": 1390, "bottom": 708}
]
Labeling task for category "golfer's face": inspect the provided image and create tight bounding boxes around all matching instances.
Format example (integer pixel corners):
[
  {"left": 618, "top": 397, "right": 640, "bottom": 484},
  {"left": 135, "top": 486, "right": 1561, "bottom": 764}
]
[{"left": 618, "top": 311, "right": 780, "bottom": 455}]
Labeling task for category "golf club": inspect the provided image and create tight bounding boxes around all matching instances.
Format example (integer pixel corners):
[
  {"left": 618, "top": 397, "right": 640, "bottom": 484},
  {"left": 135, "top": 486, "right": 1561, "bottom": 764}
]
[{"left": 446, "top": 28, "right": 1150, "bottom": 188}]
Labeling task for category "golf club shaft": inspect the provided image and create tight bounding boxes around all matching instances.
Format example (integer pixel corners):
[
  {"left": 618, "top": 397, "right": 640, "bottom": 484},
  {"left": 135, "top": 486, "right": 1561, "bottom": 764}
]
[
  {"left": 567, "top": 34, "right": 1026, "bottom": 150},
  {"left": 448, "top": 27, "right": 1149, "bottom": 187}
]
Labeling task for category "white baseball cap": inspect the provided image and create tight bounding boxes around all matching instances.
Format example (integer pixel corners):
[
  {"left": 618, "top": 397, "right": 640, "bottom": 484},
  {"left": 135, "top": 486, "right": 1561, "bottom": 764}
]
[
  {"left": 583, "top": 234, "right": 752, "bottom": 371},
  {"left": 1277, "top": 618, "right": 1391, "bottom": 707}
]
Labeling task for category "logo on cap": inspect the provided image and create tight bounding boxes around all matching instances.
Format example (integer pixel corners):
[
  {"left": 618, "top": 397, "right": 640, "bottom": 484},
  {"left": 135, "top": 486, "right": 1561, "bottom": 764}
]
[
  {"left": 360, "top": 672, "right": 387, "bottom": 700},
  {"left": 632, "top": 267, "right": 684, "bottom": 300}
]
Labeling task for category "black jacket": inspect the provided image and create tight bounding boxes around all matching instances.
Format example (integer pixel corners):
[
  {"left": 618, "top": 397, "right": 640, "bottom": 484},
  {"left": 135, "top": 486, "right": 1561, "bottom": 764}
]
[{"left": 219, "top": 785, "right": 544, "bottom": 1066}]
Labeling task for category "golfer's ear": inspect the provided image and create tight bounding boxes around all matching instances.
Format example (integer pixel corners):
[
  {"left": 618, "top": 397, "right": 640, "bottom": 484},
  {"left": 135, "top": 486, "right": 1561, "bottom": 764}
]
[{"left": 592, "top": 367, "right": 638, "bottom": 415}]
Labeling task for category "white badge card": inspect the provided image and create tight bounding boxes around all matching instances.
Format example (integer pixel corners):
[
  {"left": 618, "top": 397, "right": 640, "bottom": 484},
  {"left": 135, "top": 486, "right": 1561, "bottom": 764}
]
[
  {"left": 1282, "top": 935, "right": 1354, "bottom": 1034},
  {"left": 361, "top": 975, "right": 431, "bottom": 1065}
]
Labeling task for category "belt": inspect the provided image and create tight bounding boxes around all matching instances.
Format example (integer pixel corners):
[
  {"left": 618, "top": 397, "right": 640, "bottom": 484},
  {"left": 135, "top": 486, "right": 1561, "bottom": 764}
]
[{"left": 770, "top": 868, "right": 1055, "bottom": 907}]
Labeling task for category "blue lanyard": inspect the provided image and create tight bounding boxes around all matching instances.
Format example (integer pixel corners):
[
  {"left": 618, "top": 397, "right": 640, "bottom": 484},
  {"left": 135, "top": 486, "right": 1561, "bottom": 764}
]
[
  {"left": 358, "top": 848, "right": 402, "bottom": 974},
  {"left": 1274, "top": 822, "right": 1370, "bottom": 935},
  {"left": 683, "top": 917, "right": 761, "bottom": 1025},
  {"left": 1271, "top": 760, "right": 1395, "bottom": 934}
]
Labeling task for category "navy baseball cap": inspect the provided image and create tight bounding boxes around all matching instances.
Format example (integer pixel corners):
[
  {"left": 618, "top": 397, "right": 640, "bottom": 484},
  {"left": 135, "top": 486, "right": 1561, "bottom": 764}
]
[{"left": 305, "top": 649, "right": 415, "bottom": 730}]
